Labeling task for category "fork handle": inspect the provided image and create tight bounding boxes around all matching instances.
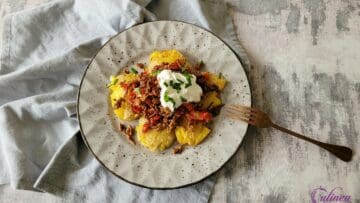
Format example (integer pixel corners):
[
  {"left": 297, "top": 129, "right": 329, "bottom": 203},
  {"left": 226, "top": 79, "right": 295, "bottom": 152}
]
[{"left": 271, "top": 123, "right": 353, "bottom": 162}]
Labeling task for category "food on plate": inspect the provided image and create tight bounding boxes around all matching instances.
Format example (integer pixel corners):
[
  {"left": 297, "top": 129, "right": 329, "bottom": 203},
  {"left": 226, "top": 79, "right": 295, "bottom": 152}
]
[
  {"left": 108, "top": 50, "right": 227, "bottom": 153},
  {"left": 119, "top": 124, "right": 135, "bottom": 145},
  {"left": 136, "top": 117, "right": 176, "bottom": 151}
]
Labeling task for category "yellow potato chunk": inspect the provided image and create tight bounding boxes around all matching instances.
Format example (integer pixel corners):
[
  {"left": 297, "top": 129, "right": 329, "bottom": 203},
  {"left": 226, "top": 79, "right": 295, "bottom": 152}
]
[
  {"left": 207, "top": 73, "right": 227, "bottom": 90},
  {"left": 113, "top": 101, "right": 137, "bottom": 121},
  {"left": 110, "top": 85, "right": 125, "bottom": 106},
  {"left": 200, "top": 91, "right": 222, "bottom": 109},
  {"left": 175, "top": 123, "right": 211, "bottom": 146},
  {"left": 116, "top": 73, "right": 138, "bottom": 83},
  {"left": 108, "top": 73, "right": 138, "bottom": 104},
  {"left": 108, "top": 74, "right": 138, "bottom": 121},
  {"left": 148, "top": 50, "right": 186, "bottom": 72},
  {"left": 136, "top": 117, "right": 175, "bottom": 151}
]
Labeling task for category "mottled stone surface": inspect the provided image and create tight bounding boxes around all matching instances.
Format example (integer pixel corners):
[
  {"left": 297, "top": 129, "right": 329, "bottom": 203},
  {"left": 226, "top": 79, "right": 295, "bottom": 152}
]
[
  {"left": 286, "top": 4, "right": 300, "bottom": 33},
  {"left": 0, "top": 0, "right": 359, "bottom": 202},
  {"left": 211, "top": 0, "right": 360, "bottom": 202}
]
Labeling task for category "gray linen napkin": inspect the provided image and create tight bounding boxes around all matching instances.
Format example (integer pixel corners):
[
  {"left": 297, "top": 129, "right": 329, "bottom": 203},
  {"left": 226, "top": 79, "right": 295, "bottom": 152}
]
[{"left": 0, "top": 0, "right": 250, "bottom": 202}]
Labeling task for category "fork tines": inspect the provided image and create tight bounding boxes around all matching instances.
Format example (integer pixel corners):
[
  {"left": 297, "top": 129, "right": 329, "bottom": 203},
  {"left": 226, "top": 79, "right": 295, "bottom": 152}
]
[{"left": 224, "top": 104, "right": 255, "bottom": 125}]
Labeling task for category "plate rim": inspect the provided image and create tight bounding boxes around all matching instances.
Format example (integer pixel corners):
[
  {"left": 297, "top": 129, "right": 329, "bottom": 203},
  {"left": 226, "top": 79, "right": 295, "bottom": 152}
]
[{"left": 77, "top": 20, "right": 252, "bottom": 190}]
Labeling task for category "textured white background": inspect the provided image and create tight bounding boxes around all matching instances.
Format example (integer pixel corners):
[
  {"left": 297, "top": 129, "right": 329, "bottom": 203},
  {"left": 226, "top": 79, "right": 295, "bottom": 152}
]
[{"left": 0, "top": 0, "right": 359, "bottom": 202}]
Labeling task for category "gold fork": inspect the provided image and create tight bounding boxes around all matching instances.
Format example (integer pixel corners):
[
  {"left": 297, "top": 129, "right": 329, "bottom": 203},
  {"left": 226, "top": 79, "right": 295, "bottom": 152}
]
[{"left": 225, "top": 104, "right": 353, "bottom": 162}]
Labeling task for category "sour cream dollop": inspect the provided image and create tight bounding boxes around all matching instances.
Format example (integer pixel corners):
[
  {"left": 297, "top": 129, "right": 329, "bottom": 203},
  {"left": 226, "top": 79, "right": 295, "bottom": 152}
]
[{"left": 157, "top": 70, "right": 203, "bottom": 111}]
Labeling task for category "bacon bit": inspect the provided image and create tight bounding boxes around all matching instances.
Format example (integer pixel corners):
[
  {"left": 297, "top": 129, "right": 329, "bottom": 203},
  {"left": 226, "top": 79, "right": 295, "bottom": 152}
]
[
  {"left": 149, "top": 114, "right": 162, "bottom": 126},
  {"left": 125, "top": 127, "right": 135, "bottom": 145},
  {"left": 153, "top": 65, "right": 163, "bottom": 71},
  {"left": 160, "top": 107, "right": 172, "bottom": 117},
  {"left": 142, "top": 122, "right": 150, "bottom": 133},
  {"left": 173, "top": 145, "right": 184, "bottom": 154},
  {"left": 119, "top": 123, "right": 126, "bottom": 132},
  {"left": 114, "top": 99, "right": 123, "bottom": 109},
  {"left": 145, "top": 98, "right": 153, "bottom": 106},
  {"left": 127, "top": 81, "right": 139, "bottom": 91},
  {"left": 131, "top": 105, "right": 143, "bottom": 114},
  {"left": 202, "top": 72, "right": 210, "bottom": 80},
  {"left": 136, "top": 63, "right": 145, "bottom": 69},
  {"left": 124, "top": 69, "right": 130, "bottom": 74},
  {"left": 168, "top": 116, "right": 178, "bottom": 131},
  {"left": 186, "top": 111, "right": 212, "bottom": 123},
  {"left": 120, "top": 82, "right": 129, "bottom": 89},
  {"left": 168, "top": 60, "right": 184, "bottom": 70},
  {"left": 128, "top": 91, "right": 137, "bottom": 99},
  {"left": 193, "top": 65, "right": 201, "bottom": 70},
  {"left": 119, "top": 124, "right": 135, "bottom": 145},
  {"left": 183, "top": 103, "right": 195, "bottom": 111}
]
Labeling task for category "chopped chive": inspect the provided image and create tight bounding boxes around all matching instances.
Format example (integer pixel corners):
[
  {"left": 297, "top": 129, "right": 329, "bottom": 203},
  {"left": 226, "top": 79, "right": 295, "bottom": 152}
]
[
  {"left": 153, "top": 70, "right": 161, "bottom": 76},
  {"left": 169, "top": 80, "right": 182, "bottom": 91},
  {"left": 169, "top": 80, "right": 174, "bottom": 87},
  {"left": 218, "top": 72, "right": 223, "bottom": 78},
  {"left": 134, "top": 87, "right": 141, "bottom": 95},
  {"left": 199, "top": 60, "right": 204, "bottom": 67},
  {"left": 177, "top": 79, "right": 184, "bottom": 84},
  {"left": 106, "top": 78, "right": 118, "bottom": 88},
  {"left": 164, "top": 82, "right": 168, "bottom": 87},
  {"left": 182, "top": 72, "right": 192, "bottom": 88},
  {"left": 164, "top": 91, "right": 176, "bottom": 107},
  {"left": 180, "top": 96, "right": 187, "bottom": 102},
  {"left": 130, "top": 67, "right": 138, "bottom": 74}
]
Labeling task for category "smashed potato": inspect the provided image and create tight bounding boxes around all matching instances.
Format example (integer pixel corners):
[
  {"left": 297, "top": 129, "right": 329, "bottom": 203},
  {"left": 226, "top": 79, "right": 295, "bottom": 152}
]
[
  {"left": 175, "top": 123, "right": 211, "bottom": 146},
  {"left": 114, "top": 101, "right": 138, "bottom": 121},
  {"left": 148, "top": 50, "right": 186, "bottom": 72},
  {"left": 200, "top": 91, "right": 222, "bottom": 110},
  {"left": 136, "top": 117, "right": 176, "bottom": 151},
  {"left": 109, "top": 74, "right": 138, "bottom": 120},
  {"left": 207, "top": 72, "right": 227, "bottom": 90}
]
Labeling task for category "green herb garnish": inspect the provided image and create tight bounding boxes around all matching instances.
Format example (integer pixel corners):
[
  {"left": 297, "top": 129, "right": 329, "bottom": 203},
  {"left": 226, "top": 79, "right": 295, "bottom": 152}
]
[
  {"left": 218, "top": 72, "right": 223, "bottom": 78},
  {"left": 164, "top": 91, "right": 176, "bottom": 107},
  {"left": 130, "top": 67, "right": 138, "bottom": 74},
  {"left": 199, "top": 60, "right": 204, "bottom": 67},
  {"left": 182, "top": 72, "right": 192, "bottom": 88},
  {"left": 153, "top": 70, "right": 161, "bottom": 76},
  {"left": 169, "top": 80, "right": 182, "bottom": 92},
  {"left": 180, "top": 96, "right": 187, "bottom": 102},
  {"left": 134, "top": 87, "right": 141, "bottom": 95},
  {"left": 106, "top": 78, "right": 118, "bottom": 88},
  {"left": 164, "top": 82, "right": 169, "bottom": 87},
  {"left": 177, "top": 79, "right": 184, "bottom": 84}
]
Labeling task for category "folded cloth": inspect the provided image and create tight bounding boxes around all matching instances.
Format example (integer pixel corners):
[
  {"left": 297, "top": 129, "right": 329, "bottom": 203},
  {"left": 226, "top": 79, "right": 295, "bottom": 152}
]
[{"left": 0, "top": 0, "right": 250, "bottom": 202}]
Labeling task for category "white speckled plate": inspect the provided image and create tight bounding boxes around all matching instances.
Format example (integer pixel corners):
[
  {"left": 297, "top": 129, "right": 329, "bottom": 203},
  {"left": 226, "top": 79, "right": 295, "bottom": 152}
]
[{"left": 78, "top": 21, "right": 251, "bottom": 189}]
